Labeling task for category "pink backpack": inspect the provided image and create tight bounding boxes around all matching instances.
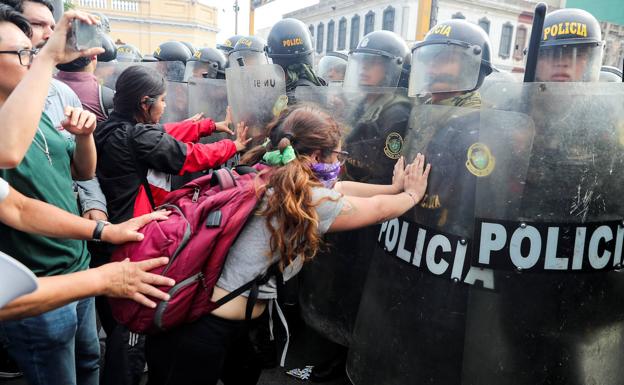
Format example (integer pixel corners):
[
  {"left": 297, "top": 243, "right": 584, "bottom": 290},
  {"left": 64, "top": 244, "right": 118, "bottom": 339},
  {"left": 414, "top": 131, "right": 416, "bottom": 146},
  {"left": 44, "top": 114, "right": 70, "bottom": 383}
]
[{"left": 109, "top": 165, "right": 272, "bottom": 334}]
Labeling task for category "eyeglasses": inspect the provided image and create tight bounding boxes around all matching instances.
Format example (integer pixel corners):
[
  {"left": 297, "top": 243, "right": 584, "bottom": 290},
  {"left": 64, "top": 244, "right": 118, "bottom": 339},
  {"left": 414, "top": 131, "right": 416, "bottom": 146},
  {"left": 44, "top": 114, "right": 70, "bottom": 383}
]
[
  {"left": 0, "top": 49, "right": 37, "bottom": 66},
  {"left": 331, "top": 150, "right": 350, "bottom": 166}
]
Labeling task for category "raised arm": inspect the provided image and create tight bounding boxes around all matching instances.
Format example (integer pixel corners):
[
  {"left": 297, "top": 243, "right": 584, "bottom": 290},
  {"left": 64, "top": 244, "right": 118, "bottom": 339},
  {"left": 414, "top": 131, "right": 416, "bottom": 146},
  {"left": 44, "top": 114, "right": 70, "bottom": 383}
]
[
  {"left": 0, "top": 11, "right": 103, "bottom": 168},
  {"left": 334, "top": 157, "right": 406, "bottom": 197},
  {"left": 0, "top": 257, "right": 175, "bottom": 321}
]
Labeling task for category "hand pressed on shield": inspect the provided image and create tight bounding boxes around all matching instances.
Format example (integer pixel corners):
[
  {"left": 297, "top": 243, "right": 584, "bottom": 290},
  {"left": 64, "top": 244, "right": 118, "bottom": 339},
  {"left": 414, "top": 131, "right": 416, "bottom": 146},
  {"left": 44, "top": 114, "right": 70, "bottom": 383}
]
[
  {"left": 37, "top": 11, "right": 104, "bottom": 65},
  {"left": 97, "top": 257, "right": 176, "bottom": 308},
  {"left": 233, "top": 121, "right": 252, "bottom": 152},
  {"left": 214, "top": 106, "right": 235, "bottom": 135},
  {"left": 61, "top": 106, "right": 97, "bottom": 136},
  {"left": 391, "top": 156, "right": 406, "bottom": 193},
  {"left": 403, "top": 153, "right": 431, "bottom": 204}
]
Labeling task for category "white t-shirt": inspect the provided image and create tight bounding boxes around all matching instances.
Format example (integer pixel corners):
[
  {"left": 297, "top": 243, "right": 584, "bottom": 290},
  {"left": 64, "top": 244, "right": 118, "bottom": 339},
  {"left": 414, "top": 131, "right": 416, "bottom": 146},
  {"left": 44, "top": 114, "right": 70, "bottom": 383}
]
[{"left": 0, "top": 177, "right": 8, "bottom": 203}]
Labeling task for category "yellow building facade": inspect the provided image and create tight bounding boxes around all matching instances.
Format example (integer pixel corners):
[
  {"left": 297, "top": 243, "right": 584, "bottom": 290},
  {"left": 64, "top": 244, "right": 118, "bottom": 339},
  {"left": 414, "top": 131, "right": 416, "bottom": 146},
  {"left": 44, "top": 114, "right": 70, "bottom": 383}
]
[{"left": 70, "top": 0, "right": 219, "bottom": 55}]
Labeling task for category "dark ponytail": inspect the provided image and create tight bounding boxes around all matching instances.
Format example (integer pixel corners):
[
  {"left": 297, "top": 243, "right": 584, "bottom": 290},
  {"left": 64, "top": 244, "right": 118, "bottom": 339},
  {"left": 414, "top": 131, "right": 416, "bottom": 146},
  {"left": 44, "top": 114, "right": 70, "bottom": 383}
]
[{"left": 113, "top": 65, "right": 166, "bottom": 122}]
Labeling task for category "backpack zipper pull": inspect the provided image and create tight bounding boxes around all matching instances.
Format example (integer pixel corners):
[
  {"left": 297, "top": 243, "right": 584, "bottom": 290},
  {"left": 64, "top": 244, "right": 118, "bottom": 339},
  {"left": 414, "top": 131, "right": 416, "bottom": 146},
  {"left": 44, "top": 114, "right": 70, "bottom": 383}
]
[{"left": 191, "top": 187, "right": 200, "bottom": 202}]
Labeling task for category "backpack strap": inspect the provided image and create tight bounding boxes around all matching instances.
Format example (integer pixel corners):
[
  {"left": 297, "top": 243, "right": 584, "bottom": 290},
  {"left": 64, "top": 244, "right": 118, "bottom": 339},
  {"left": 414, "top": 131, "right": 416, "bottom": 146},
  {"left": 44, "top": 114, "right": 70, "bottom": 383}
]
[
  {"left": 234, "top": 165, "right": 259, "bottom": 175},
  {"left": 210, "top": 168, "right": 236, "bottom": 190},
  {"left": 125, "top": 124, "right": 156, "bottom": 209},
  {"left": 213, "top": 263, "right": 280, "bottom": 320}
]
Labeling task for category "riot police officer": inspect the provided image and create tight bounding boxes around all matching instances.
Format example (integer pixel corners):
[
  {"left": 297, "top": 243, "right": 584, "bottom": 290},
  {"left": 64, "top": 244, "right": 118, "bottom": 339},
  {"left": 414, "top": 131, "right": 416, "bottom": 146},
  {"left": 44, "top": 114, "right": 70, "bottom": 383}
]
[
  {"left": 267, "top": 18, "right": 326, "bottom": 94},
  {"left": 184, "top": 47, "right": 227, "bottom": 80},
  {"left": 317, "top": 50, "right": 348, "bottom": 83},
  {"left": 342, "top": 30, "right": 412, "bottom": 184},
  {"left": 297, "top": 30, "right": 411, "bottom": 383},
  {"left": 407, "top": 19, "right": 493, "bottom": 236},
  {"left": 535, "top": 8, "right": 604, "bottom": 82},
  {"left": 228, "top": 35, "right": 270, "bottom": 67},
  {"left": 116, "top": 43, "right": 142, "bottom": 62}
]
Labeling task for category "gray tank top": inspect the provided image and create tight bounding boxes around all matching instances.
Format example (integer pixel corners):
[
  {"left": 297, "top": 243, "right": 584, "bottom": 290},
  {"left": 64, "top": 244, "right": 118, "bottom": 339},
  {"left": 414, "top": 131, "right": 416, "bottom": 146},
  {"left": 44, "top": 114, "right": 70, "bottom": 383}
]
[{"left": 216, "top": 187, "right": 344, "bottom": 299}]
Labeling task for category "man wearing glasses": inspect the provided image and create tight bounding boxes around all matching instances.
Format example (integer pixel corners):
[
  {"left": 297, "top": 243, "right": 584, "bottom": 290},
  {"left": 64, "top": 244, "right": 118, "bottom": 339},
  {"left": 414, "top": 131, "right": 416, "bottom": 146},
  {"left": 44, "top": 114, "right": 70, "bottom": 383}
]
[
  {"left": 0, "top": 5, "right": 106, "bottom": 385},
  {"left": 1, "top": 0, "right": 109, "bottom": 222}
]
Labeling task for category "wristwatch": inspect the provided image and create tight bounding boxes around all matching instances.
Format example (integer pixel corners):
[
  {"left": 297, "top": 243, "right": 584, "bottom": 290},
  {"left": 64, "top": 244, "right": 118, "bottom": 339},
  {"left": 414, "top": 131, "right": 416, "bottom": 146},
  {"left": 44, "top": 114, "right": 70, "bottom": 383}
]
[{"left": 92, "top": 220, "right": 111, "bottom": 242}]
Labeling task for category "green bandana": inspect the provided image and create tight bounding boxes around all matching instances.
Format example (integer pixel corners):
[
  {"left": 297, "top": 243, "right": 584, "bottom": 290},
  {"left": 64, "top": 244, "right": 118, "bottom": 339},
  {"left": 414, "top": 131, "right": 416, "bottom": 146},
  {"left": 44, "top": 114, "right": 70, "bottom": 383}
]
[{"left": 262, "top": 145, "right": 296, "bottom": 166}]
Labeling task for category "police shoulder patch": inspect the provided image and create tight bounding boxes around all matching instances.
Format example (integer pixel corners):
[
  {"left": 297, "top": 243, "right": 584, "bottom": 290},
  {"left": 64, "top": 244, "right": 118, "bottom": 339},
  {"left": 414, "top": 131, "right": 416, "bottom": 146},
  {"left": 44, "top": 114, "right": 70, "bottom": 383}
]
[
  {"left": 465, "top": 142, "right": 495, "bottom": 177},
  {"left": 384, "top": 132, "right": 403, "bottom": 159}
]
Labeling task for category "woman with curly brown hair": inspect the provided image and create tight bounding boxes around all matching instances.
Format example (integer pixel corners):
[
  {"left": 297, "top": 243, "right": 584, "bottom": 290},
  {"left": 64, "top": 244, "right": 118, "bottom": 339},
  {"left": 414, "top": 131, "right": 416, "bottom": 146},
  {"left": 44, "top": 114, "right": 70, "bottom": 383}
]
[{"left": 145, "top": 105, "right": 431, "bottom": 385}]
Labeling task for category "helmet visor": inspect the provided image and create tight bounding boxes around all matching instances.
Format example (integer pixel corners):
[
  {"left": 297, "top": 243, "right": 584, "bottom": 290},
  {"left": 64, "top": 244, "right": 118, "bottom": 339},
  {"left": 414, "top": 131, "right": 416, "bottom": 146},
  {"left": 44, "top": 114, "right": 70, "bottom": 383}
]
[
  {"left": 536, "top": 44, "right": 603, "bottom": 82},
  {"left": 318, "top": 55, "right": 347, "bottom": 82},
  {"left": 184, "top": 61, "right": 218, "bottom": 81},
  {"left": 228, "top": 50, "right": 270, "bottom": 67},
  {"left": 343, "top": 52, "right": 403, "bottom": 89},
  {"left": 409, "top": 43, "right": 483, "bottom": 96}
]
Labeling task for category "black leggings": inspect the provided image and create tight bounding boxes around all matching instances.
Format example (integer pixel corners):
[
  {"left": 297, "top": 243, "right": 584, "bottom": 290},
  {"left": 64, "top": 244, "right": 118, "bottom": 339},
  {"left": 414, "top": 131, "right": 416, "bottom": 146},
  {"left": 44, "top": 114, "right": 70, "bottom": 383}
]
[{"left": 145, "top": 314, "right": 263, "bottom": 385}]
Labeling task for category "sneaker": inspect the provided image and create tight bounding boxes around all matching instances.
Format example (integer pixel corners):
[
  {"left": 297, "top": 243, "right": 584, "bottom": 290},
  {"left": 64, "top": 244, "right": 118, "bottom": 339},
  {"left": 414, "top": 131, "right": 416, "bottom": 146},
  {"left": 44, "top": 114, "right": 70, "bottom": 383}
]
[{"left": 0, "top": 352, "right": 22, "bottom": 379}]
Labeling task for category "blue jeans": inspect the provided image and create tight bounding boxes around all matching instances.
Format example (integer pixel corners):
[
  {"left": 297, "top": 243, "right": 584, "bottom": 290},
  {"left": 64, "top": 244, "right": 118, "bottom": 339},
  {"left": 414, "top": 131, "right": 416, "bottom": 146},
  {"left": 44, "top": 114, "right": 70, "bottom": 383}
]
[{"left": 0, "top": 297, "right": 100, "bottom": 385}]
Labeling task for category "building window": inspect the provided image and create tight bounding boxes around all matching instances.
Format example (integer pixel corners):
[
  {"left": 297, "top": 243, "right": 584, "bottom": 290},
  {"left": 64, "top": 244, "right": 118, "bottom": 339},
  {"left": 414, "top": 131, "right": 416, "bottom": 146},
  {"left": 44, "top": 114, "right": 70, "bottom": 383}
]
[
  {"left": 382, "top": 6, "right": 395, "bottom": 31},
  {"left": 309, "top": 24, "right": 314, "bottom": 37},
  {"left": 327, "top": 20, "right": 335, "bottom": 52},
  {"left": 338, "top": 17, "right": 347, "bottom": 50},
  {"left": 452, "top": 12, "right": 466, "bottom": 19},
  {"left": 513, "top": 25, "right": 527, "bottom": 60},
  {"left": 350, "top": 14, "right": 360, "bottom": 49},
  {"left": 365, "top": 11, "right": 375, "bottom": 35},
  {"left": 478, "top": 17, "right": 490, "bottom": 34},
  {"left": 499, "top": 22, "right": 514, "bottom": 59},
  {"left": 317, "top": 23, "right": 324, "bottom": 54}
]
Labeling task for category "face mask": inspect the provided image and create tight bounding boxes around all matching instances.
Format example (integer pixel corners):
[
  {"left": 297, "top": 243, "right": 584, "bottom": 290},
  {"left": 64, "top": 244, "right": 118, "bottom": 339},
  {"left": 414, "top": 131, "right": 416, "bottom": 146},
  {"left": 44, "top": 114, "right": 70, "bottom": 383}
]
[{"left": 311, "top": 160, "right": 341, "bottom": 189}]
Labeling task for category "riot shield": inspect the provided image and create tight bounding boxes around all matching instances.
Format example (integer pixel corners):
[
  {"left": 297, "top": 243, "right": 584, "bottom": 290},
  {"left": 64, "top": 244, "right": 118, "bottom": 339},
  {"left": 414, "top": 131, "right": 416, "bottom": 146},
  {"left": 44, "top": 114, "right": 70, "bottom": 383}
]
[
  {"left": 95, "top": 61, "right": 186, "bottom": 89},
  {"left": 346, "top": 82, "right": 624, "bottom": 385},
  {"left": 171, "top": 78, "right": 232, "bottom": 189},
  {"left": 225, "top": 64, "right": 287, "bottom": 144},
  {"left": 159, "top": 81, "right": 188, "bottom": 124},
  {"left": 295, "top": 87, "right": 411, "bottom": 346}
]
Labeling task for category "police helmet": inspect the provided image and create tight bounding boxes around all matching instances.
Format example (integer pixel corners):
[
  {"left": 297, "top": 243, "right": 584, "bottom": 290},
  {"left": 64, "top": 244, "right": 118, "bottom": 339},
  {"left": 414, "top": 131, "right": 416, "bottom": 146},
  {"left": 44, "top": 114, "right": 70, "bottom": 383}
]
[
  {"left": 92, "top": 12, "right": 111, "bottom": 33},
  {"left": 116, "top": 44, "right": 142, "bottom": 62},
  {"left": 267, "top": 18, "right": 314, "bottom": 68},
  {"left": 184, "top": 47, "right": 227, "bottom": 80},
  {"left": 179, "top": 41, "right": 197, "bottom": 56},
  {"left": 217, "top": 34, "right": 244, "bottom": 53},
  {"left": 97, "top": 35, "right": 117, "bottom": 62},
  {"left": 600, "top": 65, "right": 623, "bottom": 82},
  {"left": 154, "top": 41, "right": 193, "bottom": 64},
  {"left": 536, "top": 9, "right": 604, "bottom": 82},
  {"left": 343, "top": 30, "right": 410, "bottom": 89},
  {"left": 409, "top": 19, "right": 493, "bottom": 96},
  {"left": 228, "top": 36, "right": 270, "bottom": 67},
  {"left": 317, "top": 50, "right": 348, "bottom": 83}
]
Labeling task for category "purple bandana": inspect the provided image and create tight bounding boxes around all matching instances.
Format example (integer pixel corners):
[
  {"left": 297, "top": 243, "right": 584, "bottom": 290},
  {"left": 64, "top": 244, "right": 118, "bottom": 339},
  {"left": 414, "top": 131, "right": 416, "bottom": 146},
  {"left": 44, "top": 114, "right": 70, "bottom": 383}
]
[{"left": 311, "top": 161, "right": 341, "bottom": 188}]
